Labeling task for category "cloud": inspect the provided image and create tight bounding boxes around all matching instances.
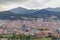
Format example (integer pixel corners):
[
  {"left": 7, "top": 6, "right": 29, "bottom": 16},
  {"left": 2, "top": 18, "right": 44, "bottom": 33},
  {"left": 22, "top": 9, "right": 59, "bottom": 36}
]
[
  {"left": 0, "top": 0, "right": 29, "bottom": 4},
  {"left": 23, "top": 0, "right": 60, "bottom": 9},
  {"left": 0, "top": 0, "right": 60, "bottom": 11},
  {"left": 24, "top": 0, "right": 52, "bottom": 9},
  {"left": 43, "top": 0, "right": 60, "bottom": 8},
  {"left": 0, "top": 0, "right": 29, "bottom": 11}
]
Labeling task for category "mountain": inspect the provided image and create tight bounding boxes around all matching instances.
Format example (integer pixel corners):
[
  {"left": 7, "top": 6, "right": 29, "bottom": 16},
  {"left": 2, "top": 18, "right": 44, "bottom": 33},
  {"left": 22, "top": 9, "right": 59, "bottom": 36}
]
[
  {"left": 0, "top": 7, "right": 38, "bottom": 20},
  {"left": 46, "top": 7, "right": 60, "bottom": 12},
  {"left": 10, "top": 7, "right": 37, "bottom": 14},
  {"left": 0, "top": 11, "right": 24, "bottom": 20},
  {"left": 29, "top": 9, "right": 60, "bottom": 20},
  {"left": 0, "top": 7, "right": 60, "bottom": 20}
]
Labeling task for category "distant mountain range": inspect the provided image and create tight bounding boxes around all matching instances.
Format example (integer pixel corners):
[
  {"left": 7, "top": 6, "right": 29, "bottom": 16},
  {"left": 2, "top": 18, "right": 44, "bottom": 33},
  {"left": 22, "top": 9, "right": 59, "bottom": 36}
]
[
  {"left": 46, "top": 7, "right": 60, "bottom": 12},
  {"left": 10, "top": 7, "right": 37, "bottom": 14},
  {"left": 0, "top": 7, "right": 60, "bottom": 20}
]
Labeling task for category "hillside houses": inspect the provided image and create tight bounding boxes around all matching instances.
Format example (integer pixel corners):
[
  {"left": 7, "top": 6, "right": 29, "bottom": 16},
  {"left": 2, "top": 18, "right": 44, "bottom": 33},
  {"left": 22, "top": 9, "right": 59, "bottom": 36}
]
[{"left": 0, "top": 17, "right": 60, "bottom": 37}]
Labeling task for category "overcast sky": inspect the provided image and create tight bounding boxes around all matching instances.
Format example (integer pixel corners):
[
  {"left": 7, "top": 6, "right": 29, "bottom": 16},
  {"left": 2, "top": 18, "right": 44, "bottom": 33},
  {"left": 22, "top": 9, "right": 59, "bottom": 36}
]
[{"left": 0, "top": 0, "right": 60, "bottom": 11}]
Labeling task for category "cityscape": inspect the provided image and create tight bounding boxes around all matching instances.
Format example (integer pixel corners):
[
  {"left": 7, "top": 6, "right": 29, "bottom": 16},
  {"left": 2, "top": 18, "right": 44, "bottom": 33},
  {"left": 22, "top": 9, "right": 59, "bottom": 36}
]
[
  {"left": 0, "top": 0, "right": 60, "bottom": 40},
  {"left": 0, "top": 16, "right": 59, "bottom": 40}
]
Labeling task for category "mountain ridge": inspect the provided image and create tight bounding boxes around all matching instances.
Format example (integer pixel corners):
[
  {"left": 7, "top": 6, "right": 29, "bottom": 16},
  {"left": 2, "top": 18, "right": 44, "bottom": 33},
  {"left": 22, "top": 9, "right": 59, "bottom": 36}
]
[
  {"left": 9, "top": 7, "right": 37, "bottom": 14},
  {"left": 0, "top": 7, "right": 60, "bottom": 20}
]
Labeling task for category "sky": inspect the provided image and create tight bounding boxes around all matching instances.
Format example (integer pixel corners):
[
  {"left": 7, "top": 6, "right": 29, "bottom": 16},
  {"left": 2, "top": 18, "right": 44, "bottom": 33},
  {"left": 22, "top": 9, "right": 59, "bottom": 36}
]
[{"left": 0, "top": 0, "right": 60, "bottom": 11}]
